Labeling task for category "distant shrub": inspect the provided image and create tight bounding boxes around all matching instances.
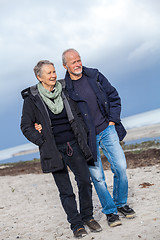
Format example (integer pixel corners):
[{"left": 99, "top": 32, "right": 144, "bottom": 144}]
[{"left": 122, "top": 140, "right": 160, "bottom": 151}]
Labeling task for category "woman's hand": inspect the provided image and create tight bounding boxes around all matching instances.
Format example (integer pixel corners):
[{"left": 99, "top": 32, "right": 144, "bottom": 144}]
[
  {"left": 109, "top": 121, "right": 115, "bottom": 126},
  {"left": 34, "top": 123, "right": 42, "bottom": 133}
]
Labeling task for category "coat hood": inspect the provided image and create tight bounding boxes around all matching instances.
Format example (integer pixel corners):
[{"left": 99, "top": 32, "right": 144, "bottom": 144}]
[
  {"left": 21, "top": 81, "right": 65, "bottom": 100},
  {"left": 21, "top": 85, "right": 38, "bottom": 99}
]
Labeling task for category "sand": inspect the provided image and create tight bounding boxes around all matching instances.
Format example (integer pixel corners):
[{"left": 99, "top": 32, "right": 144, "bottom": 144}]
[
  {"left": 124, "top": 123, "right": 160, "bottom": 142},
  {"left": 0, "top": 164, "right": 160, "bottom": 240}
]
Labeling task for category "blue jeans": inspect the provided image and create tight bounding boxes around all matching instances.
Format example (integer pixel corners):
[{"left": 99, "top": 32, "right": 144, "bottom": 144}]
[{"left": 89, "top": 125, "right": 128, "bottom": 215}]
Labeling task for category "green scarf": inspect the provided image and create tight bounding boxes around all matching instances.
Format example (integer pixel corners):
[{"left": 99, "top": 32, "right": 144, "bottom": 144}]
[{"left": 37, "top": 81, "right": 64, "bottom": 114}]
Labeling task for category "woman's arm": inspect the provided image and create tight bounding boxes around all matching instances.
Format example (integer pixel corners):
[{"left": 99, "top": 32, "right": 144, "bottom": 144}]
[{"left": 20, "top": 98, "right": 44, "bottom": 146}]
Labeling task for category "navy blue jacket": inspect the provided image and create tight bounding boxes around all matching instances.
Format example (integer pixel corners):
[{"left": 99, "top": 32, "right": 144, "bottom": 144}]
[{"left": 64, "top": 66, "right": 127, "bottom": 161}]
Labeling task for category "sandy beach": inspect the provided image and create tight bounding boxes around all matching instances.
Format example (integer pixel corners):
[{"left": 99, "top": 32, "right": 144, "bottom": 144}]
[
  {"left": 124, "top": 123, "right": 160, "bottom": 142},
  {"left": 0, "top": 163, "right": 160, "bottom": 240}
]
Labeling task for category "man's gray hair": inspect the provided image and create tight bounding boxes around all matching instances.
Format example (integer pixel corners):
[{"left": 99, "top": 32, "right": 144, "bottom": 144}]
[
  {"left": 62, "top": 48, "right": 80, "bottom": 66},
  {"left": 34, "top": 60, "right": 54, "bottom": 78}
]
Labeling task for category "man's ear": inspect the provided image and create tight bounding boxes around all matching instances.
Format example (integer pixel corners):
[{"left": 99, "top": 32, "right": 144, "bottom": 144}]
[{"left": 63, "top": 64, "right": 67, "bottom": 70}]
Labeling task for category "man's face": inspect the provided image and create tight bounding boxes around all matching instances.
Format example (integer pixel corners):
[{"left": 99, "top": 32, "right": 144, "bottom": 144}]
[
  {"left": 37, "top": 64, "right": 57, "bottom": 91},
  {"left": 63, "top": 51, "right": 82, "bottom": 78}
]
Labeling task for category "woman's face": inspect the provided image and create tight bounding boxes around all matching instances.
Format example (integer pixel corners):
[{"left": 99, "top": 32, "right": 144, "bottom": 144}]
[{"left": 37, "top": 64, "right": 57, "bottom": 91}]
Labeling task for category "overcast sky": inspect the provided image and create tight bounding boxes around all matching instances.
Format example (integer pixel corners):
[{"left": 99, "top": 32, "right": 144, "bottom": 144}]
[{"left": 0, "top": 0, "right": 160, "bottom": 150}]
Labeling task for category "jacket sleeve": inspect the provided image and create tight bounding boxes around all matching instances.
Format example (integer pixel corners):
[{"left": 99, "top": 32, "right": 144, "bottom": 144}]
[
  {"left": 98, "top": 71, "right": 121, "bottom": 123},
  {"left": 20, "top": 97, "right": 45, "bottom": 146}
]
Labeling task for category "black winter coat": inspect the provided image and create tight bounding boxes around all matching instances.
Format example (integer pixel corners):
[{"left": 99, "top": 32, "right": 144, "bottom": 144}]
[{"left": 20, "top": 83, "right": 94, "bottom": 173}]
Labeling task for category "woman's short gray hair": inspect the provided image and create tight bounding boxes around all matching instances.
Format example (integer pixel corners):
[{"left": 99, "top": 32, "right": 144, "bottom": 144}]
[
  {"left": 33, "top": 60, "right": 54, "bottom": 78},
  {"left": 62, "top": 48, "right": 80, "bottom": 66}
]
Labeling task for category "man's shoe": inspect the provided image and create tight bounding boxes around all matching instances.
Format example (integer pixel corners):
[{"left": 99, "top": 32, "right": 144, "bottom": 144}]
[
  {"left": 73, "top": 227, "right": 88, "bottom": 238},
  {"left": 118, "top": 205, "right": 136, "bottom": 218},
  {"left": 84, "top": 218, "right": 102, "bottom": 232},
  {"left": 106, "top": 213, "right": 122, "bottom": 227}
]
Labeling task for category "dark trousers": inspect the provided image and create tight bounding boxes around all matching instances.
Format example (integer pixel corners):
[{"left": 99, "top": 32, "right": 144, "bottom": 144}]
[{"left": 52, "top": 140, "right": 93, "bottom": 231}]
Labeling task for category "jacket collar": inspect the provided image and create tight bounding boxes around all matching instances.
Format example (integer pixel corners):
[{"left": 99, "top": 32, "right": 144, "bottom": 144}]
[{"left": 30, "top": 84, "right": 38, "bottom": 96}]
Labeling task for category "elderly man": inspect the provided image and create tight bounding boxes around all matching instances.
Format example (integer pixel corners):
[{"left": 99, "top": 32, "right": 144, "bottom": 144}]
[{"left": 62, "top": 49, "right": 135, "bottom": 227}]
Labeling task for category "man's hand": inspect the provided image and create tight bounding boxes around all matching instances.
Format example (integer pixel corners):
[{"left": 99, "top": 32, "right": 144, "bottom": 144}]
[
  {"left": 109, "top": 121, "right": 115, "bottom": 126},
  {"left": 34, "top": 123, "right": 42, "bottom": 133}
]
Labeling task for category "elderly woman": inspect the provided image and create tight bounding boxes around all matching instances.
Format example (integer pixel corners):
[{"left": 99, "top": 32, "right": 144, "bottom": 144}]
[{"left": 20, "top": 60, "right": 102, "bottom": 238}]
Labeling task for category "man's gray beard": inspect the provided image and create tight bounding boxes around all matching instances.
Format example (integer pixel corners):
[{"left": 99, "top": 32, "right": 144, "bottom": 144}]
[{"left": 67, "top": 67, "right": 82, "bottom": 76}]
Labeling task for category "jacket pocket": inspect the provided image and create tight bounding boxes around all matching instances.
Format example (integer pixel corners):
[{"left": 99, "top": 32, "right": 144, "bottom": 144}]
[{"left": 39, "top": 140, "right": 51, "bottom": 160}]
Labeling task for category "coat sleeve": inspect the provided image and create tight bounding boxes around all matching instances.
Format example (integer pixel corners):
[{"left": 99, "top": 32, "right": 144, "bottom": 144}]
[
  {"left": 20, "top": 97, "right": 45, "bottom": 146},
  {"left": 98, "top": 71, "right": 121, "bottom": 123}
]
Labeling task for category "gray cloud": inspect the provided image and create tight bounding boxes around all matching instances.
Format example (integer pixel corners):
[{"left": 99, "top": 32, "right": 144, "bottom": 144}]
[{"left": 0, "top": 0, "right": 160, "bottom": 109}]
